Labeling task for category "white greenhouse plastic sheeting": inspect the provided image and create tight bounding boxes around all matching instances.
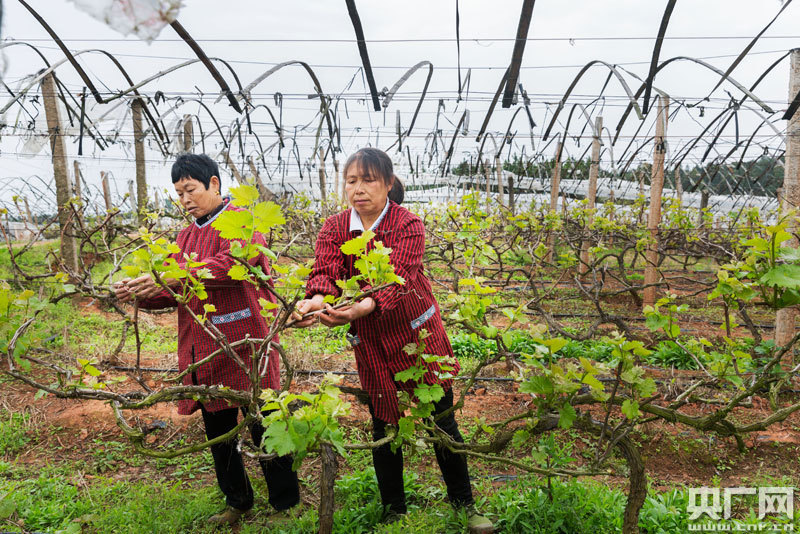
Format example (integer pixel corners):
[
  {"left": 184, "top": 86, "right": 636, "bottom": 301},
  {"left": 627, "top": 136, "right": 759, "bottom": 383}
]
[
  {"left": 258, "top": 172, "right": 776, "bottom": 217},
  {"left": 67, "top": 0, "right": 183, "bottom": 42}
]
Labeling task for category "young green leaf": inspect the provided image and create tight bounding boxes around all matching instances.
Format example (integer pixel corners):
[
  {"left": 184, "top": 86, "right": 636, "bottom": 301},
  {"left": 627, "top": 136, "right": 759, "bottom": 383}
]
[{"left": 621, "top": 399, "right": 641, "bottom": 419}]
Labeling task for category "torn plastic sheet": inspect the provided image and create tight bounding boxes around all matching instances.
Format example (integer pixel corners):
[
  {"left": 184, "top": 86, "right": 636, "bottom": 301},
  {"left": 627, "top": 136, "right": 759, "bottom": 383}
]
[
  {"left": 16, "top": 81, "right": 79, "bottom": 157},
  {"left": 67, "top": 0, "right": 183, "bottom": 43},
  {"left": 19, "top": 113, "right": 49, "bottom": 158}
]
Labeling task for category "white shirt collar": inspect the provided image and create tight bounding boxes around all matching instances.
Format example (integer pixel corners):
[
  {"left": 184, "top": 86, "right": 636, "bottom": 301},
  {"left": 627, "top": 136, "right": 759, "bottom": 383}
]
[
  {"left": 349, "top": 199, "right": 390, "bottom": 232},
  {"left": 195, "top": 201, "right": 230, "bottom": 228}
]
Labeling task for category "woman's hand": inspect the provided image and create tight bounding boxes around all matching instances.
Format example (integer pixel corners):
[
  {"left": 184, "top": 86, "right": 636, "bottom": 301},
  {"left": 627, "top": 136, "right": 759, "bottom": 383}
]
[
  {"left": 319, "top": 297, "right": 375, "bottom": 327},
  {"left": 291, "top": 294, "right": 327, "bottom": 327},
  {"left": 122, "top": 274, "right": 174, "bottom": 300},
  {"left": 113, "top": 278, "right": 133, "bottom": 303}
]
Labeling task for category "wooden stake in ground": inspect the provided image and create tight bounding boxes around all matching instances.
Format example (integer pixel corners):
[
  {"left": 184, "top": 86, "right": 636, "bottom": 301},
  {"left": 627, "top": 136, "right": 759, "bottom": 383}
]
[
  {"left": 484, "top": 161, "right": 491, "bottom": 208},
  {"left": 637, "top": 170, "right": 645, "bottom": 224},
  {"left": 183, "top": 114, "right": 193, "bottom": 153},
  {"left": 73, "top": 160, "right": 84, "bottom": 225},
  {"left": 41, "top": 72, "right": 78, "bottom": 273},
  {"left": 775, "top": 48, "right": 800, "bottom": 353},
  {"left": 697, "top": 190, "right": 710, "bottom": 229},
  {"left": 508, "top": 174, "right": 515, "bottom": 213},
  {"left": 674, "top": 166, "right": 683, "bottom": 207},
  {"left": 101, "top": 171, "right": 113, "bottom": 213},
  {"left": 247, "top": 156, "right": 276, "bottom": 202},
  {"left": 224, "top": 151, "right": 246, "bottom": 185},
  {"left": 318, "top": 147, "right": 327, "bottom": 216},
  {"left": 580, "top": 116, "right": 602, "bottom": 276},
  {"left": 332, "top": 154, "right": 341, "bottom": 204},
  {"left": 72, "top": 160, "right": 82, "bottom": 200},
  {"left": 546, "top": 141, "right": 563, "bottom": 262},
  {"left": 608, "top": 188, "right": 616, "bottom": 246},
  {"left": 23, "top": 197, "right": 34, "bottom": 228},
  {"left": 128, "top": 180, "right": 137, "bottom": 216},
  {"left": 643, "top": 97, "right": 668, "bottom": 309},
  {"left": 495, "top": 154, "right": 504, "bottom": 207},
  {"left": 132, "top": 99, "right": 147, "bottom": 223}
]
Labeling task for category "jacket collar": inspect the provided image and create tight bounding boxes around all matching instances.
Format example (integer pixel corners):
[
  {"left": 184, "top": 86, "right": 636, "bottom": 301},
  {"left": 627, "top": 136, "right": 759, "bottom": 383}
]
[
  {"left": 349, "top": 199, "right": 391, "bottom": 233},
  {"left": 195, "top": 199, "right": 229, "bottom": 228}
]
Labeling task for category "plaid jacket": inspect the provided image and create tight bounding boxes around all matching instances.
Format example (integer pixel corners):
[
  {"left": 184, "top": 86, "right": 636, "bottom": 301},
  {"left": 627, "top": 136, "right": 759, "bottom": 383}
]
[
  {"left": 138, "top": 201, "right": 280, "bottom": 414},
  {"left": 306, "top": 201, "right": 458, "bottom": 424}
]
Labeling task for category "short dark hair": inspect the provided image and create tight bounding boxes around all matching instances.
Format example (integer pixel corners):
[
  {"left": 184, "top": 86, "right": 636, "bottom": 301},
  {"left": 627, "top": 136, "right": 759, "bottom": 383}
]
[
  {"left": 343, "top": 148, "right": 404, "bottom": 205},
  {"left": 171, "top": 153, "right": 220, "bottom": 190}
]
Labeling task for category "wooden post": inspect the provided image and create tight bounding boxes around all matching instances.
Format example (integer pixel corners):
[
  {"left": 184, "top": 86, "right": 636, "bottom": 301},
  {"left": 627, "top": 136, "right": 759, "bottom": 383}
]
[
  {"left": 698, "top": 190, "right": 709, "bottom": 228},
  {"left": 183, "top": 114, "right": 193, "bottom": 152},
  {"left": 224, "top": 151, "right": 246, "bottom": 185},
  {"left": 128, "top": 180, "right": 137, "bottom": 216},
  {"left": 41, "top": 72, "right": 78, "bottom": 272},
  {"left": 608, "top": 188, "right": 616, "bottom": 246},
  {"left": 637, "top": 170, "right": 645, "bottom": 224},
  {"left": 23, "top": 197, "right": 34, "bottom": 228},
  {"left": 333, "top": 154, "right": 341, "bottom": 203},
  {"left": 508, "top": 174, "right": 515, "bottom": 213},
  {"left": 775, "top": 48, "right": 800, "bottom": 353},
  {"left": 72, "top": 160, "right": 82, "bottom": 200},
  {"left": 674, "top": 166, "right": 683, "bottom": 207},
  {"left": 247, "top": 156, "right": 276, "bottom": 202},
  {"left": 72, "top": 160, "right": 84, "bottom": 225},
  {"left": 101, "top": 171, "right": 113, "bottom": 213},
  {"left": 484, "top": 162, "right": 491, "bottom": 207},
  {"left": 318, "top": 147, "right": 328, "bottom": 215},
  {"left": 495, "top": 154, "right": 504, "bottom": 207},
  {"left": 643, "top": 97, "right": 668, "bottom": 309},
  {"left": 546, "top": 141, "right": 564, "bottom": 262},
  {"left": 132, "top": 99, "right": 147, "bottom": 222},
  {"left": 580, "top": 116, "right": 602, "bottom": 276}
]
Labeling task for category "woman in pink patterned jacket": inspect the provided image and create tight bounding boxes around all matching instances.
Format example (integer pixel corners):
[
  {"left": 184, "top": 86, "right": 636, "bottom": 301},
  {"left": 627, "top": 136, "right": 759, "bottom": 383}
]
[
  {"left": 114, "top": 153, "right": 299, "bottom": 527},
  {"left": 295, "top": 148, "right": 493, "bottom": 532}
]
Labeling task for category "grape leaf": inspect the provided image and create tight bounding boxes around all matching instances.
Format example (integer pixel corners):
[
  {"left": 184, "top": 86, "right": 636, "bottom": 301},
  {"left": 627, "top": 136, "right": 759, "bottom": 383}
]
[
  {"left": 558, "top": 402, "right": 577, "bottom": 429},
  {"left": 227, "top": 264, "right": 249, "bottom": 281},
  {"left": 621, "top": 399, "right": 641, "bottom": 419},
  {"left": 253, "top": 201, "right": 286, "bottom": 233},
  {"left": 262, "top": 422, "right": 295, "bottom": 456},
  {"left": 229, "top": 184, "right": 260, "bottom": 206},
  {"left": 760, "top": 264, "right": 800, "bottom": 290},
  {"left": 213, "top": 210, "right": 253, "bottom": 240}
]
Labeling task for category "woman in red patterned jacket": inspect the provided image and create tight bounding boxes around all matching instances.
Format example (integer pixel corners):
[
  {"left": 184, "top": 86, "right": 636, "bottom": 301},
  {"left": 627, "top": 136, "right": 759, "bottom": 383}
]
[
  {"left": 114, "top": 154, "right": 299, "bottom": 527},
  {"left": 294, "top": 148, "right": 493, "bottom": 533}
]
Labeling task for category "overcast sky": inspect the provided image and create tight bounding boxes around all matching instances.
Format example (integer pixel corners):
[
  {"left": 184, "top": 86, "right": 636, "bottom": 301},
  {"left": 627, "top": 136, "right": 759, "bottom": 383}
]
[{"left": 1, "top": 0, "right": 798, "bottom": 212}]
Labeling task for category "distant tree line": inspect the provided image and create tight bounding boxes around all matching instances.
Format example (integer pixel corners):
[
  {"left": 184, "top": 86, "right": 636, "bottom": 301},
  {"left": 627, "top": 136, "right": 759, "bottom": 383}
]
[{"left": 450, "top": 155, "right": 783, "bottom": 196}]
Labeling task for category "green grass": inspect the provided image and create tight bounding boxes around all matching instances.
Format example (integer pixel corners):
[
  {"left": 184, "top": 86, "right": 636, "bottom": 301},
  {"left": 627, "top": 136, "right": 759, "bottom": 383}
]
[
  {"left": 154, "top": 440, "right": 214, "bottom": 480},
  {"left": 26, "top": 299, "right": 177, "bottom": 358},
  {"left": 450, "top": 330, "right": 616, "bottom": 366},
  {"left": 0, "top": 412, "right": 31, "bottom": 457},
  {"left": 0, "top": 241, "right": 58, "bottom": 280},
  {"left": 3, "top": 458, "right": 800, "bottom": 533},
  {"left": 0, "top": 468, "right": 223, "bottom": 534},
  {"left": 281, "top": 324, "right": 350, "bottom": 356}
]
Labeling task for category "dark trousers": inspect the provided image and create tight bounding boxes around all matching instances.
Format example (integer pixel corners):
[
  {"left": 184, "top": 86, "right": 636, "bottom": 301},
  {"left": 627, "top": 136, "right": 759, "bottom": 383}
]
[
  {"left": 200, "top": 405, "right": 300, "bottom": 512},
  {"left": 370, "top": 388, "right": 474, "bottom": 514}
]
